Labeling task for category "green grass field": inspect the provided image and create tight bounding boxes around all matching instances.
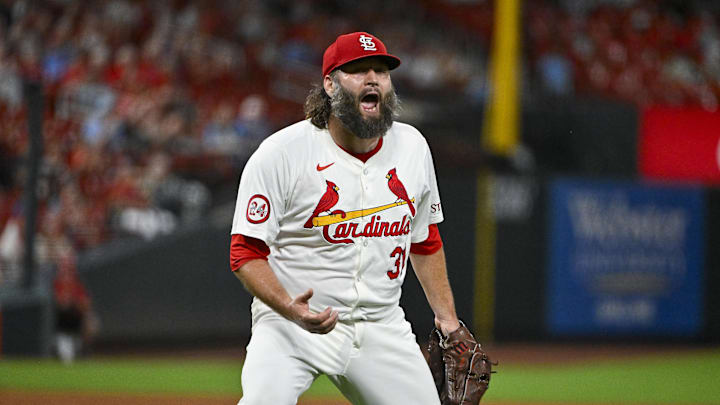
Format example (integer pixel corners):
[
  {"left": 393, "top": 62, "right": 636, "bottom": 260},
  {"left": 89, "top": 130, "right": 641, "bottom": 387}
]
[{"left": 2, "top": 349, "right": 720, "bottom": 404}]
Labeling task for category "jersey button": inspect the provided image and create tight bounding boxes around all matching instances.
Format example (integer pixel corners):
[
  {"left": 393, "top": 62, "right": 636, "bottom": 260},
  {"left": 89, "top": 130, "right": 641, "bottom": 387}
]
[
  {"left": 363, "top": 240, "right": 368, "bottom": 247},
  {"left": 363, "top": 168, "right": 368, "bottom": 175}
]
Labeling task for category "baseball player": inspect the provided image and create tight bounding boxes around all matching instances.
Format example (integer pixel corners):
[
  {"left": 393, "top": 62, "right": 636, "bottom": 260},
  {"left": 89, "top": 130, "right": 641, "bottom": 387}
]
[{"left": 230, "top": 32, "right": 461, "bottom": 405}]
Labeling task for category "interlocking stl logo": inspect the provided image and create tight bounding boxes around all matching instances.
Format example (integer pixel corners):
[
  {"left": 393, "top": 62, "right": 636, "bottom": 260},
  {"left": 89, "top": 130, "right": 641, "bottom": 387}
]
[{"left": 359, "top": 34, "right": 376, "bottom": 51}]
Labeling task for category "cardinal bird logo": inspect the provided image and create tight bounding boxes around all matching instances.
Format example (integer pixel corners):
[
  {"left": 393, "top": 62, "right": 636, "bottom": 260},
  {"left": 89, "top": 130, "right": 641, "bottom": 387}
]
[
  {"left": 304, "top": 180, "right": 340, "bottom": 228},
  {"left": 386, "top": 168, "right": 415, "bottom": 216}
]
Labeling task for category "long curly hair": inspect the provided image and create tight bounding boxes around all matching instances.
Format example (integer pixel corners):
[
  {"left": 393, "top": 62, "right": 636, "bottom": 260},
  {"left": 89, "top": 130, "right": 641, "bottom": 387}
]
[{"left": 303, "top": 75, "right": 335, "bottom": 129}]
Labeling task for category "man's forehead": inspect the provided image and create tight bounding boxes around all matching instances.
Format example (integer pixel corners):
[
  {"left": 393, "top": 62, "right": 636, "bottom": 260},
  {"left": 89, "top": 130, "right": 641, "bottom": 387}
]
[{"left": 339, "top": 57, "right": 390, "bottom": 73}]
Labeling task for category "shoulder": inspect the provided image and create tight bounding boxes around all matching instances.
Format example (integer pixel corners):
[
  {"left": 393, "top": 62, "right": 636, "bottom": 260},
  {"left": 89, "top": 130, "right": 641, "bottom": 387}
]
[
  {"left": 390, "top": 121, "right": 424, "bottom": 137},
  {"left": 243, "top": 120, "right": 321, "bottom": 182},
  {"left": 257, "top": 120, "right": 316, "bottom": 153},
  {"left": 248, "top": 120, "right": 319, "bottom": 162},
  {"left": 388, "top": 121, "right": 430, "bottom": 152}
]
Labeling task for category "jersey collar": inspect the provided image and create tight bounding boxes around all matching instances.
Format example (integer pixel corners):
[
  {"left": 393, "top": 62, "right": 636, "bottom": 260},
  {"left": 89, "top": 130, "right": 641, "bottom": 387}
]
[
  {"left": 318, "top": 123, "right": 392, "bottom": 167},
  {"left": 335, "top": 137, "right": 383, "bottom": 163}
]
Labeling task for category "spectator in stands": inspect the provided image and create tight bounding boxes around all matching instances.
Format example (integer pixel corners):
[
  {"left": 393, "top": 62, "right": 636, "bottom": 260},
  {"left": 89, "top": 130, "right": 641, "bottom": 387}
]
[
  {"left": 139, "top": 151, "right": 210, "bottom": 224},
  {"left": 234, "top": 94, "right": 270, "bottom": 154},
  {"left": 537, "top": 45, "right": 575, "bottom": 95},
  {"left": 202, "top": 101, "right": 243, "bottom": 154},
  {"left": 52, "top": 253, "right": 97, "bottom": 364},
  {"left": 33, "top": 206, "right": 96, "bottom": 363},
  {"left": 0, "top": 214, "right": 23, "bottom": 287},
  {"left": 0, "top": 40, "right": 23, "bottom": 111}
]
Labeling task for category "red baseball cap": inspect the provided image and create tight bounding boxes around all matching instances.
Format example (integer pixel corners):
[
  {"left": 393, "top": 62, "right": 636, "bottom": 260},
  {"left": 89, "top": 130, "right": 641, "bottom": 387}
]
[{"left": 322, "top": 32, "right": 401, "bottom": 77}]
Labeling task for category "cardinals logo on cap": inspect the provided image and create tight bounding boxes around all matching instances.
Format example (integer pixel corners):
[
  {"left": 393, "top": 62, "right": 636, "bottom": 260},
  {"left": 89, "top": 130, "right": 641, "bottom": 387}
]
[
  {"left": 322, "top": 32, "right": 401, "bottom": 77},
  {"left": 358, "top": 35, "right": 377, "bottom": 51}
]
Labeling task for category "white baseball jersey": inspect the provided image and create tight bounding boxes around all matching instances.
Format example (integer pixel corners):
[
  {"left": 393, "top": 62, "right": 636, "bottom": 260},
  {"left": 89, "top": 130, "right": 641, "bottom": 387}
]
[{"left": 231, "top": 119, "right": 444, "bottom": 324}]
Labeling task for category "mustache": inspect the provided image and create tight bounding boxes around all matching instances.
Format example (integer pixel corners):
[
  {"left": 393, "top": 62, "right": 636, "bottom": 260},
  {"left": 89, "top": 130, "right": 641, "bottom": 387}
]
[{"left": 359, "top": 86, "right": 380, "bottom": 100}]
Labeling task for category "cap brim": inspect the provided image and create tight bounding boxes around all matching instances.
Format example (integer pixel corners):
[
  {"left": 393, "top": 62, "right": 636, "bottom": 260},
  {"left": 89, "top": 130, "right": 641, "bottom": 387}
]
[{"left": 332, "top": 54, "right": 401, "bottom": 75}]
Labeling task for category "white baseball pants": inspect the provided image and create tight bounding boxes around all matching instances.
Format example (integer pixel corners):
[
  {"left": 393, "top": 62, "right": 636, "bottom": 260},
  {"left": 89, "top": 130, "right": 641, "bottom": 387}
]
[{"left": 237, "top": 308, "right": 441, "bottom": 405}]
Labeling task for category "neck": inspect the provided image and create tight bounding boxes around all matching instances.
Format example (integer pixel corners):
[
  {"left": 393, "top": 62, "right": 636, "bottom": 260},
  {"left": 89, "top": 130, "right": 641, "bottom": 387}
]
[{"left": 328, "top": 116, "right": 380, "bottom": 154}]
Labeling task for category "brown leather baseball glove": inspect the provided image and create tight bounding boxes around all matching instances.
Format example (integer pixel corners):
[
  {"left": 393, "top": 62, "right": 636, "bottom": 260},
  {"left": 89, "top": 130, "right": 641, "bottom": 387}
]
[{"left": 427, "top": 323, "right": 496, "bottom": 404}]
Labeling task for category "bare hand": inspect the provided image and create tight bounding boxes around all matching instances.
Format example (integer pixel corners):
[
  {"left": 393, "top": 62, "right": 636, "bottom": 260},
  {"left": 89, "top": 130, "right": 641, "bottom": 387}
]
[{"left": 287, "top": 289, "right": 338, "bottom": 334}]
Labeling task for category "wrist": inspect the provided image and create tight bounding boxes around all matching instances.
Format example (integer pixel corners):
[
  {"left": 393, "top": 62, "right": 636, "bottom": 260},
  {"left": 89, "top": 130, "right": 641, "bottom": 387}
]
[
  {"left": 271, "top": 296, "right": 296, "bottom": 321},
  {"left": 434, "top": 316, "right": 461, "bottom": 336}
]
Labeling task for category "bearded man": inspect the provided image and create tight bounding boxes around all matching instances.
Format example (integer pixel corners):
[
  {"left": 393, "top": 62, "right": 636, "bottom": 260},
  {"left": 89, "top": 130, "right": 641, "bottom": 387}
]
[{"left": 229, "top": 32, "right": 463, "bottom": 405}]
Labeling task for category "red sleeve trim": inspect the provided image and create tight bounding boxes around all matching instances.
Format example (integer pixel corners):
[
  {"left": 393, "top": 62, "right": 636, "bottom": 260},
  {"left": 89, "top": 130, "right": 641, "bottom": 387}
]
[
  {"left": 230, "top": 234, "right": 270, "bottom": 272},
  {"left": 410, "top": 224, "right": 443, "bottom": 255}
]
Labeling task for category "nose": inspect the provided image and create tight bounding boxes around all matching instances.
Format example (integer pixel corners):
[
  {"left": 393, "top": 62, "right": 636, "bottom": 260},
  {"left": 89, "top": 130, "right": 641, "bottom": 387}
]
[{"left": 364, "top": 69, "right": 379, "bottom": 86}]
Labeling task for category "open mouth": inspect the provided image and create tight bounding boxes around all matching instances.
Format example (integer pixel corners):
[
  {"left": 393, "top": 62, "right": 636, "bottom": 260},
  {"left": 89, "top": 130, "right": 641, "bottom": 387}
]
[{"left": 360, "top": 93, "right": 379, "bottom": 113}]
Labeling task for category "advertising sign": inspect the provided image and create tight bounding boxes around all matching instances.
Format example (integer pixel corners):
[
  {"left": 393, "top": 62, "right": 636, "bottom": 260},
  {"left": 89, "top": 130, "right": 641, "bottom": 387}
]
[{"left": 548, "top": 178, "right": 704, "bottom": 336}]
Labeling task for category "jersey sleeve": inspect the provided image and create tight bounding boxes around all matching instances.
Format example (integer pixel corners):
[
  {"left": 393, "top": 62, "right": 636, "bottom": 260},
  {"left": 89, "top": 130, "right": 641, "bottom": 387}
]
[
  {"left": 231, "top": 141, "right": 290, "bottom": 245},
  {"left": 230, "top": 234, "right": 270, "bottom": 271},
  {"left": 411, "top": 142, "right": 444, "bottom": 243},
  {"left": 410, "top": 224, "right": 443, "bottom": 255}
]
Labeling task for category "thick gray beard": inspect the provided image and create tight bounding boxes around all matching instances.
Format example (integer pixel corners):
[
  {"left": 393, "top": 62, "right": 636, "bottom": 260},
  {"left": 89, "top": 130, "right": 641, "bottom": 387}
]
[{"left": 330, "top": 81, "right": 399, "bottom": 139}]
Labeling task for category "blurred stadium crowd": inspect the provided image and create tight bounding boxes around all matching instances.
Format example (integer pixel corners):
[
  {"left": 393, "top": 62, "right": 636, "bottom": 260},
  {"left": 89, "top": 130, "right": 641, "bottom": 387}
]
[
  {"left": 527, "top": 0, "right": 720, "bottom": 107},
  {"left": 1, "top": 0, "right": 720, "bottom": 288}
]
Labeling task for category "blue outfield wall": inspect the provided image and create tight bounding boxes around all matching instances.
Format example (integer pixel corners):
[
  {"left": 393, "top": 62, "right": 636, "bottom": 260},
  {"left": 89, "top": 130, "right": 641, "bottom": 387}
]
[
  {"left": 493, "top": 176, "right": 719, "bottom": 342},
  {"left": 546, "top": 178, "right": 704, "bottom": 337}
]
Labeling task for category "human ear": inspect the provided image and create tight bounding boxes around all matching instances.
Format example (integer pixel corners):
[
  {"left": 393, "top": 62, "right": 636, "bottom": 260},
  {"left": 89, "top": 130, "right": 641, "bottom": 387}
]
[{"left": 323, "top": 75, "right": 334, "bottom": 97}]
